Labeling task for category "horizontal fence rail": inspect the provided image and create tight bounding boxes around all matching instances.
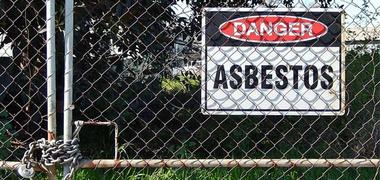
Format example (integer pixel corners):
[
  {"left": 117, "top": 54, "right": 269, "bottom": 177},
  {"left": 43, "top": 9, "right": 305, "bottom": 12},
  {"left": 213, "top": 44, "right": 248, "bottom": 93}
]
[
  {"left": 2, "top": 159, "right": 380, "bottom": 171},
  {"left": 79, "top": 159, "right": 380, "bottom": 168}
]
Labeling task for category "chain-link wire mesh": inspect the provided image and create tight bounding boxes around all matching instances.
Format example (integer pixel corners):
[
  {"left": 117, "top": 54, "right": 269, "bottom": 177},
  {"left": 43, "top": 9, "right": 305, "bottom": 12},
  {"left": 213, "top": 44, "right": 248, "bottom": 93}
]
[
  {"left": 0, "top": 1, "right": 49, "bottom": 179},
  {"left": 71, "top": 0, "right": 380, "bottom": 179},
  {"left": 0, "top": 0, "right": 379, "bottom": 179},
  {"left": 68, "top": 0, "right": 380, "bottom": 179}
]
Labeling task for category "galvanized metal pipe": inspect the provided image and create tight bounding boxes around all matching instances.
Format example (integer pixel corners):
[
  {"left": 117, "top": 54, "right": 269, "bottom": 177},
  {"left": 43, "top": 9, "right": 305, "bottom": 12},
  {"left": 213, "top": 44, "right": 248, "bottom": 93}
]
[
  {"left": 78, "top": 159, "right": 380, "bottom": 168},
  {"left": 64, "top": 0, "right": 74, "bottom": 177},
  {"left": 64, "top": 0, "right": 73, "bottom": 143},
  {"left": 46, "top": 1, "right": 57, "bottom": 179},
  {"left": 46, "top": 0, "right": 56, "bottom": 142},
  {"left": 1, "top": 159, "right": 379, "bottom": 171},
  {"left": 0, "top": 161, "right": 44, "bottom": 171}
]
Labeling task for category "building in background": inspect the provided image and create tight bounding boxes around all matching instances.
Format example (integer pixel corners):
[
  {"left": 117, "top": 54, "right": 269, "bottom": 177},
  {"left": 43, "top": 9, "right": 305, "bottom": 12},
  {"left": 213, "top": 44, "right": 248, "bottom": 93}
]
[
  {"left": 0, "top": 34, "right": 12, "bottom": 101},
  {"left": 346, "top": 27, "right": 379, "bottom": 50}
]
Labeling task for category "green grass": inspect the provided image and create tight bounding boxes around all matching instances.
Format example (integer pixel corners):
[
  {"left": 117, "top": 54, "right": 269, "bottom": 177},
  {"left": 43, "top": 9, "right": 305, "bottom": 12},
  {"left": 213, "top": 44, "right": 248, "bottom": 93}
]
[
  {"left": 1, "top": 165, "right": 379, "bottom": 179},
  {"left": 0, "top": 168, "right": 380, "bottom": 180},
  {"left": 69, "top": 167, "right": 379, "bottom": 180}
]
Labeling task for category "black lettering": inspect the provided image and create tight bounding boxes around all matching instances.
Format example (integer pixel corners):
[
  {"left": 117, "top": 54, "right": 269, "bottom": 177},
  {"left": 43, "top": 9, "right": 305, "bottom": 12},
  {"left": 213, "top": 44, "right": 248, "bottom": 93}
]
[
  {"left": 213, "top": 65, "right": 228, "bottom": 89},
  {"left": 230, "top": 65, "right": 242, "bottom": 89},
  {"left": 304, "top": 65, "right": 318, "bottom": 89},
  {"left": 261, "top": 65, "right": 273, "bottom": 89},
  {"left": 290, "top": 65, "right": 302, "bottom": 89},
  {"left": 245, "top": 65, "right": 258, "bottom": 89},
  {"left": 321, "top": 65, "right": 333, "bottom": 89},
  {"left": 275, "top": 65, "right": 288, "bottom": 89}
]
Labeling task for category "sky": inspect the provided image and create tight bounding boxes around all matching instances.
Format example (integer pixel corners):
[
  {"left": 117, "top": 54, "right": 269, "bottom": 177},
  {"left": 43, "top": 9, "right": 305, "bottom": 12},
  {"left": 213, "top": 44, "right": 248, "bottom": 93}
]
[
  {"left": 172, "top": 0, "right": 380, "bottom": 28},
  {"left": 327, "top": 0, "right": 379, "bottom": 27}
]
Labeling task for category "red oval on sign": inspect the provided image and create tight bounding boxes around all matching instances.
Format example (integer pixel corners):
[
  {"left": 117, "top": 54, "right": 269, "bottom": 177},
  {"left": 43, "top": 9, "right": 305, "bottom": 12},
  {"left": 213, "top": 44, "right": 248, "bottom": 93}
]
[{"left": 219, "top": 15, "right": 328, "bottom": 43}]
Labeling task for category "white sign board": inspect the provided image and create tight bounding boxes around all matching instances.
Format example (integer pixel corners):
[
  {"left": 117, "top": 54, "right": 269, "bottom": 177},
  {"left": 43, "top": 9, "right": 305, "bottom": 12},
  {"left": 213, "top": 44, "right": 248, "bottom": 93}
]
[{"left": 201, "top": 8, "right": 345, "bottom": 115}]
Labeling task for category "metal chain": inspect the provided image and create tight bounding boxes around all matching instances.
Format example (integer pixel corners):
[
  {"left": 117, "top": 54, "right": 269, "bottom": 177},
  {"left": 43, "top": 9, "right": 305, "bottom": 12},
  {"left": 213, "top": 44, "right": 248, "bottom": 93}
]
[
  {"left": 18, "top": 124, "right": 83, "bottom": 180},
  {"left": 64, "top": 121, "right": 84, "bottom": 180}
]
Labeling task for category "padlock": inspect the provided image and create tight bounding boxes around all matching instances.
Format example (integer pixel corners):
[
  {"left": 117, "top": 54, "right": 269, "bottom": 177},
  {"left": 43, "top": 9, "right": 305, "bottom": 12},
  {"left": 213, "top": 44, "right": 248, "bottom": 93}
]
[{"left": 17, "top": 164, "right": 35, "bottom": 178}]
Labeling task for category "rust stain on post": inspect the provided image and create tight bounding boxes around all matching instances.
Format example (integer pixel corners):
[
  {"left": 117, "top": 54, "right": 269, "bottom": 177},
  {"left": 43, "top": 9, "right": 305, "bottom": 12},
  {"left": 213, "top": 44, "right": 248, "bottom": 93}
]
[
  {"left": 114, "top": 159, "right": 121, "bottom": 168},
  {"left": 48, "top": 131, "right": 56, "bottom": 142},
  {"left": 47, "top": 131, "right": 57, "bottom": 180}
]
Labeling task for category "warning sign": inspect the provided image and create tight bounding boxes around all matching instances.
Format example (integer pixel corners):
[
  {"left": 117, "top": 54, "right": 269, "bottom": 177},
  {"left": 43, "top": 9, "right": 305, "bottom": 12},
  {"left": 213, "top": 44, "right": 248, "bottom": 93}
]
[{"left": 201, "top": 8, "right": 345, "bottom": 115}]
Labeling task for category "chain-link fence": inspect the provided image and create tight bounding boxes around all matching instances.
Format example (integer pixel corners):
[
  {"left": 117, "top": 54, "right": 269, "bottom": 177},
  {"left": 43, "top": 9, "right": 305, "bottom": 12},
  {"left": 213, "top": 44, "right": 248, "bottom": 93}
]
[
  {"left": 70, "top": 0, "right": 379, "bottom": 179},
  {"left": 1, "top": 0, "right": 380, "bottom": 179},
  {"left": 0, "top": 1, "right": 50, "bottom": 179}
]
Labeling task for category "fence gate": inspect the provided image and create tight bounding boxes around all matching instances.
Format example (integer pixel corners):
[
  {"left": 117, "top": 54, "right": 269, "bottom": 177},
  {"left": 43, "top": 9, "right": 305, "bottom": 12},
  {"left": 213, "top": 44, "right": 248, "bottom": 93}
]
[{"left": 1, "top": 0, "right": 380, "bottom": 179}]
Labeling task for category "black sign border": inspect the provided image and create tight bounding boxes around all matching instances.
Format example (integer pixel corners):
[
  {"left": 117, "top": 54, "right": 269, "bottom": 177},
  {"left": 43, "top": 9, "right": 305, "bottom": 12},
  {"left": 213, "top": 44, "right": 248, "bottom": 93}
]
[{"left": 202, "top": 8, "right": 343, "bottom": 113}]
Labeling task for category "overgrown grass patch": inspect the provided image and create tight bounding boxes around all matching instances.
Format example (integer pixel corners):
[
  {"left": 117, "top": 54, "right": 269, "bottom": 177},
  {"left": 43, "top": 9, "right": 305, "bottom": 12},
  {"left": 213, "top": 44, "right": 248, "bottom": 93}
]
[{"left": 69, "top": 167, "right": 379, "bottom": 180}]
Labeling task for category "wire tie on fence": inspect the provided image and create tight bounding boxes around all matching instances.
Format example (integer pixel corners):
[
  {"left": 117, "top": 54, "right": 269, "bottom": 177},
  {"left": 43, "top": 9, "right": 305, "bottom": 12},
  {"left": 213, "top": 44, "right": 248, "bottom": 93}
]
[
  {"left": 271, "top": 159, "right": 277, "bottom": 168},
  {"left": 289, "top": 160, "right": 295, "bottom": 168},
  {"left": 125, "top": 159, "right": 131, "bottom": 168},
  {"left": 328, "top": 160, "right": 334, "bottom": 168}
]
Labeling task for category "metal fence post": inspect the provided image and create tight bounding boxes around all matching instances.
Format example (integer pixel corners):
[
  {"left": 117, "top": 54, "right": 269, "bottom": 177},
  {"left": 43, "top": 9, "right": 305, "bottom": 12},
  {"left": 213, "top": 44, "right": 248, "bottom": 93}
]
[
  {"left": 46, "top": 0, "right": 57, "bottom": 179},
  {"left": 46, "top": 0, "right": 56, "bottom": 148},
  {"left": 64, "top": 0, "right": 74, "bottom": 178}
]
